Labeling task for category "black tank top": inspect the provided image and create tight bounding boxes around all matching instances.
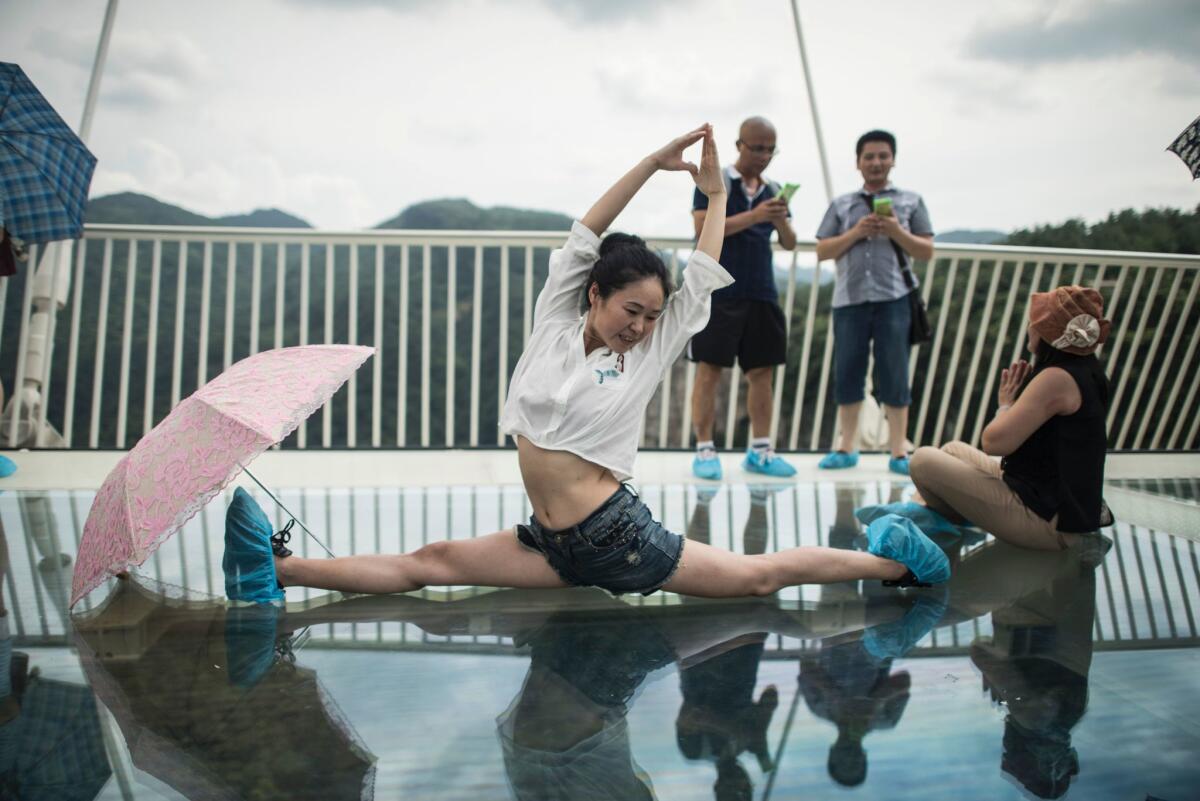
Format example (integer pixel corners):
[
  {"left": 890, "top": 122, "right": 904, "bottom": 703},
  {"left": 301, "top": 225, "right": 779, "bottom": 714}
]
[{"left": 1001, "top": 354, "right": 1109, "bottom": 532}]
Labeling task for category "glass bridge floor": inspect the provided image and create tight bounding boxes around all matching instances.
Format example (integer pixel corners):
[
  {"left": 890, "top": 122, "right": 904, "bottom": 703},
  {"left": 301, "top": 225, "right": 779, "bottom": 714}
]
[{"left": 3, "top": 474, "right": 1198, "bottom": 800}]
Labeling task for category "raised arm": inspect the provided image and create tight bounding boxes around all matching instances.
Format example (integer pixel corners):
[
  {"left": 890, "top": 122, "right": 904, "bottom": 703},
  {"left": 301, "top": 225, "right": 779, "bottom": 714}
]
[
  {"left": 580, "top": 124, "right": 711, "bottom": 238},
  {"left": 647, "top": 128, "right": 733, "bottom": 362},
  {"left": 534, "top": 125, "right": 716, "bottom": 327},
  {"left": 692, "top": 128, "right": 726, "bottom": 259}
]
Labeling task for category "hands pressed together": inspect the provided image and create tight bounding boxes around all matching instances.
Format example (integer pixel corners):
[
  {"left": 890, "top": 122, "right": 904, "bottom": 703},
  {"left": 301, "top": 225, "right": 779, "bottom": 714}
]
[
  {"left": 997, "top": 359, "right": 1031, "bottom": 407},
  {"left": 650, "top": 124, "right": 724, "bottom": 198}
]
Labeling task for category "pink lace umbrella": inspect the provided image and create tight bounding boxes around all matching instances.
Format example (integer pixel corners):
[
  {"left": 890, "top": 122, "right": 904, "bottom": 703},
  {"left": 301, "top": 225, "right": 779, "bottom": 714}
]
[{"left": 70, "top": 345, "right": 374, "bottom": 607}]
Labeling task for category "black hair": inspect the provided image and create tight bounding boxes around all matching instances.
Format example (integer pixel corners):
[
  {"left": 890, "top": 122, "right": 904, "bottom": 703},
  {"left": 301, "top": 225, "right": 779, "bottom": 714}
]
[
  {"left": 714, "top": 756, "right": 753, "bottom": 801},
  {"left": 581, "top": 232, "right": 673, "bottom": 312},
  {"left": 856, "top": 129, "right": 896, "bottom": 158},
  {"left": 1020, "top": 339, "right": 1109, "bottom": 409},
  {"left": 828, "top": 734, "right": 868, "bottom": 786},
  {"left": 1032, "top": 338, "right": 1082, "bottom": 371}
]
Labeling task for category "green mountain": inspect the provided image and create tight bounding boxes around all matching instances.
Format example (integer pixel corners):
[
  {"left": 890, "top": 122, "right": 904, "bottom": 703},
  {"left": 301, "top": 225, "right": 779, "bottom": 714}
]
[
  {"left": 936, "top": 229, "right": 1007, "bottom": 244},
  {"left": 215, "top": 208, "right": 311, "bottom": 228},
  {"left": 86, "top": 192, "right": 569, "bottom": 232},
  {"left": 376, "top": 198, "right": 573, "bottom": 231},
  {"left": 86, "top": 192, "right": 312, "bottom": 228},
  {"left": 86, "top": 192, "right": 212, "bottom": 226}
]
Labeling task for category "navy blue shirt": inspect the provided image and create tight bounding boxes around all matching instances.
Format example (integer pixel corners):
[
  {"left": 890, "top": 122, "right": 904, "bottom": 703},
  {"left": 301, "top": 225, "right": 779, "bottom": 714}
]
[{"left": 692, "top": 167, "right": 784, "bottom": 303}]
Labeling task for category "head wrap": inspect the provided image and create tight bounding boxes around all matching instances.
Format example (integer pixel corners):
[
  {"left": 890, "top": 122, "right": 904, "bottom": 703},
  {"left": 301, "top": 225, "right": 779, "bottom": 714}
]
[{"left": 1029, "top": 286, "right": 1111, "bottom": 356}]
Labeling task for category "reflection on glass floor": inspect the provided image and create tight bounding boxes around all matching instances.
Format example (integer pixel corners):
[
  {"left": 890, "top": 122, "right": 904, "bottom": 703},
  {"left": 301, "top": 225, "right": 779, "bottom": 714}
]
[
  {"left": 2, "top": 482, "right": 1199, "bottom": 800},
  {"left": 1108, "top": 477, "right": 1200, "bottom": 506}
]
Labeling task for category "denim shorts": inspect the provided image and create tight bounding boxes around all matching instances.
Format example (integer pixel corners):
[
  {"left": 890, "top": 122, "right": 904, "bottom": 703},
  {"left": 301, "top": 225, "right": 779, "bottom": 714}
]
[
  {"left": 833, "top": 295, "right": 912, "bottom": 407},
  {"left": 515, "top": 485, "right": 685, "bottom": 596}
]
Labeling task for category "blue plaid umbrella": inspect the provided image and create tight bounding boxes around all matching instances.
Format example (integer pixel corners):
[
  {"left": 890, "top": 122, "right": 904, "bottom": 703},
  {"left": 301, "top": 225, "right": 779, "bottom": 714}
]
[
  {"left": 0, "top": 676, "right": 112, "bottom": 801},
  {"left": 1167, "top": 112, "right": 1200, "bottom": 180},
  {"left": 0, "top": 63, "right": 97, "bottom": 246}
]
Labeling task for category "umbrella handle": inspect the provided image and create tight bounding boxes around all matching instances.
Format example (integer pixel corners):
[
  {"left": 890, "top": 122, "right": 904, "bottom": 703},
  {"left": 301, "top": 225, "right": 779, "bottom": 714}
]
[{"left": 239, "top": 466, "right": 336, "bottom": 559}]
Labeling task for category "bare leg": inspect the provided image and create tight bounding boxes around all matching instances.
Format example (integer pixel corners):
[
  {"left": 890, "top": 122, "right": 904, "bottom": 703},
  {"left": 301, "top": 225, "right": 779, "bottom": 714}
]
[
  {"left": 691, "top": 361, "right": 724, "bottom": 443},
  {"left": 884, "top": 404, "right": 909, "bottom": 458},
  {"left": 664, "top": 538, "right": 906, "bottom": 599},
  {"left": 745, "top": 366, "right": 774, "bottom": 439},
  {"left": 837, "top": 402, "right": 862, "bottom": 453},
  {"left": 275, "top": 530, "right": 568, "bottom": 594}
]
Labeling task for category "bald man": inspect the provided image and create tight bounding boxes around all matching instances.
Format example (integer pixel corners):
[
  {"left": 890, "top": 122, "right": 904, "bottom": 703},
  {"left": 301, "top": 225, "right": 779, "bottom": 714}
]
[{"left": 689, "top": 116, "right": 798, "bottom": 480}]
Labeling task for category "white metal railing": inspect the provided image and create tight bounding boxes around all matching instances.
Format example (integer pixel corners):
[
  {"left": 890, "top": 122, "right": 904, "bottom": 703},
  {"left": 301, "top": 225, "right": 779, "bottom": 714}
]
[{"left": 1, "top": 224, "right": 1198, "bottom": 452}]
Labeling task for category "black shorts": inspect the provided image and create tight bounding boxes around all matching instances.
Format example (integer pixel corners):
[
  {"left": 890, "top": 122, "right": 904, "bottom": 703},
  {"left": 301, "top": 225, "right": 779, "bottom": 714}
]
[{"left": 687, "top": 298, "right": 787, "bottom": 369}]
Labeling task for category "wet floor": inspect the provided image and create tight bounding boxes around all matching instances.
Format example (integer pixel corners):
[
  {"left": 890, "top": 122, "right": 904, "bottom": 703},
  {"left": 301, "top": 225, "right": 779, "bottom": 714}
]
[{"left": 3, "top": 481, "right": 1199, "bottom": 800}]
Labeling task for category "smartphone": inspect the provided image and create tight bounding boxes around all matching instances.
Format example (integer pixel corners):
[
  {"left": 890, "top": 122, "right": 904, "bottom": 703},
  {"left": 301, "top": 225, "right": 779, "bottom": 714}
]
[
  {"left": 872, "top": 196, "right": 893, "bottom": 216},
  {"left": 775, "top": 182, "right": 799, "bottom": 203}
]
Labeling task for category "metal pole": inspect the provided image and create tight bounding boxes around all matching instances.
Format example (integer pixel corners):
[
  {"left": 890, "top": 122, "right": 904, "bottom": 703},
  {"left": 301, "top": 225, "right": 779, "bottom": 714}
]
[
  {"left": 789, "top": 0, "right": 834, "bottom": 204},
  {"left": 80, "top": 0, "right": 120, "bottom": 142},
  {"left": 790, "top": 1, "right": 858, "bottom": 451},
  {"left": 5, "top": 0, "right": 119, "bottom": 448}
]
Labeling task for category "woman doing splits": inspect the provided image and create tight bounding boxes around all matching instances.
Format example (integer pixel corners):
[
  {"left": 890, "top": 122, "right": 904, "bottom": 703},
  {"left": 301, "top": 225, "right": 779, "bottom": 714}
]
[{"left": 223, "top": 125, "right": 949, "bottom": 604}]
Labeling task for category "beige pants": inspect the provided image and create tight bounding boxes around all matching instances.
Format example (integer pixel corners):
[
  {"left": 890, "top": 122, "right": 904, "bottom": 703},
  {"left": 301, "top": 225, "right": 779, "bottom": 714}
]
[{"left": 909, "top": 441, "right": 1077, "bottom": 551}]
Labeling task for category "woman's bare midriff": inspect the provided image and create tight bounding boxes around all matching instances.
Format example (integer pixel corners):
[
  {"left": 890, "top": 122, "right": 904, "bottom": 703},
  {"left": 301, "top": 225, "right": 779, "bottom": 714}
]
[{"left": 516, "top": 436, "right": 622, "bottom": 530}]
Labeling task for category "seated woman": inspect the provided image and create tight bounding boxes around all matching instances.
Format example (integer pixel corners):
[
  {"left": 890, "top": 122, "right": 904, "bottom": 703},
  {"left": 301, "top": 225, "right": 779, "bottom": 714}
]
[
  {"left": 863, "top": 285, "right": 1112, "bottom": 551},
  {"left": 224, "top": 125, "right": 949, "bottom": 605}
]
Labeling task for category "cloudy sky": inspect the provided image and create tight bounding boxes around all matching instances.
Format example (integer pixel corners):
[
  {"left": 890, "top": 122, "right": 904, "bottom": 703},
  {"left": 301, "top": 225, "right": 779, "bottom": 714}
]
[{"left": 4, "top": 0, "right": 1197, "bottom": 236}]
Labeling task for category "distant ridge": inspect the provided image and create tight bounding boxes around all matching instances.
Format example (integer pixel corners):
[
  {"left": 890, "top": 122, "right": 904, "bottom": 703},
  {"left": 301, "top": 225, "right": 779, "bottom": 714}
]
[
  {"left": 86, "top": 192, "right": 312, "bottom": 228},
  {"left": 935, "top": 229, "right": 1007, "bottom": 244},
  {"left": 215, "top": 208, "right": 312, "bottom": 228},
  {"left": 376, "top": 198, "right": 573, "bottom": 231}
]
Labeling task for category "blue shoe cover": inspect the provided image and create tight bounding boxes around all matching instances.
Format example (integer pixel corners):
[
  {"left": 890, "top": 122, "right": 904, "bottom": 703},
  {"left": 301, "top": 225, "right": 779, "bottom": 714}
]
[
  {"left": 863, "top": 593, "right": 948, "bottom": 661},
  {"left": 223, "top": 487, "right": 284, "bottom": 604},
  {"left": 855, "top": 501, "right": 961, "bottom": 537},
  {"left": 866, "top": 514, "right": 951, "bottom": 584},
  {"left": 742, "top": 449, "right": 797, "bottom": 477},
  {"left": 818, "top": 450, "right": 859, "bottom": 470},
  {"left": 225, "top": 604, "right": 284, "bottom": 689},
  {"left": 0, "top": 455, "right": 15, "bottom": 478},
  {"left": 888, "top": 455, "right": 911, "bottom": 476},
  {"left": 692, "top": 454, "right": 723, "bottom": 480}
]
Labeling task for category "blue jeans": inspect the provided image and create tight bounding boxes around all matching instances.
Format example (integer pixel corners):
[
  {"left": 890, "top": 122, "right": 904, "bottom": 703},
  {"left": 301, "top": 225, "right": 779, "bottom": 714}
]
[
  {"left": 833, "top": 295, "right": 912, "bottom": 407},
  {"left": 515, "top": 485, "right": 684, "bottom": 596}
]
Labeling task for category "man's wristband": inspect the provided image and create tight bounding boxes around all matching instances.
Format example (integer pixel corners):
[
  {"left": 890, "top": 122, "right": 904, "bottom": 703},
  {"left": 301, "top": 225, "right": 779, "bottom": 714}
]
[{"left": 995, "top": 404, "right": 1011, "bottom": 415}]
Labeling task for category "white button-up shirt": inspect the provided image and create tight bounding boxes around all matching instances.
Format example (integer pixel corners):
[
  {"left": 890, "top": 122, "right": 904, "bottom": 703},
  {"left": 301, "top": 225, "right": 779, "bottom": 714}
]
[{"left": 500, "top": 221, "right": 734, "bottom": 481}]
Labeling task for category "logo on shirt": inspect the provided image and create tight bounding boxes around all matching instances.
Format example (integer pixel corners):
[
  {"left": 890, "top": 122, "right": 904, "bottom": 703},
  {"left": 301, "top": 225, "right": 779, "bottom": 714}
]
[{"left": 592, "top": 353, "right": 627, "bottom": 386}]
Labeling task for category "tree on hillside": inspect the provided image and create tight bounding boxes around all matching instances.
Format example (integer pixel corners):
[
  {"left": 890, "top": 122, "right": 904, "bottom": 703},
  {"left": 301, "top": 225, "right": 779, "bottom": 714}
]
[
  {"left": 376, "top": 199, "right": 573, "bottom": 231},
  {"left": 1005, "top": 205, "right": 1200, "bottom": 254}
]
